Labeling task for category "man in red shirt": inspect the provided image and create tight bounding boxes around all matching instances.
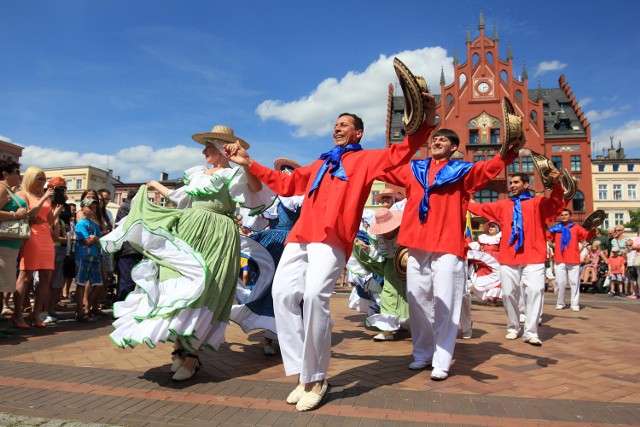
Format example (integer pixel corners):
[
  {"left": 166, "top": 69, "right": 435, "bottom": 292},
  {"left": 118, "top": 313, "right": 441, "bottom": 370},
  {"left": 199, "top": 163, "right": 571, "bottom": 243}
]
[
  {"left": 379, "top": 130, "right": 520, "bottom": 381},
  {"left": 468, "top": 172, "right": 564, "bottom": 346},
  {"left": 548, "top": 209, "right": 595, "bottom": 312},
  {"left": 225, "top": 93, "right": 436, "bottom": 411}
]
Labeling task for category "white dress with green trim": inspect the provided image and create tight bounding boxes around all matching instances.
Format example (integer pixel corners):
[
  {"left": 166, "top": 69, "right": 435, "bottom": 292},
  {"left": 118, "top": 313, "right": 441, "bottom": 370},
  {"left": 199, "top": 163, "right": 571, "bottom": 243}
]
[{"left": 101, "top": 166, "right": 275, "bottom": 352}]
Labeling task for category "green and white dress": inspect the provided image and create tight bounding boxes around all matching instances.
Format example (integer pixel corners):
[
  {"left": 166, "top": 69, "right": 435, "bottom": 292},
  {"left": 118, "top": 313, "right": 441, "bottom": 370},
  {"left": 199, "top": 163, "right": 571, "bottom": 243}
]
[{"left": 101, "top": 166, "right": 275, "bottom": 352}]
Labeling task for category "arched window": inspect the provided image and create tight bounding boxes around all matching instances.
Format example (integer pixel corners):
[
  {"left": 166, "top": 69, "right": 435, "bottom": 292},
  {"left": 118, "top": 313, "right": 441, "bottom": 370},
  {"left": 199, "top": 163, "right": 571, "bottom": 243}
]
[
  {"left": 473, "top": 189, "right": 499, "bottom": 203},
  {"left": 459, "top": 73, "right": 467, "bottom": 89},
  {"left": 530, "top": 110, "right": 538, "bottom": 124},
  {"left": 486, "top": 52, "right": 493, "bottom": 65},
  {"left": 446, "top": 93, "right": 454, "bottom": 109},
  {"left": 515, "top": 90, "right": 522, "bottom": 104},
  {"left": 500, "top": 70, "right": 508, "bottom": 85},
  {"left": 472, "top": 53, "right": 479, "bottom": 68}
]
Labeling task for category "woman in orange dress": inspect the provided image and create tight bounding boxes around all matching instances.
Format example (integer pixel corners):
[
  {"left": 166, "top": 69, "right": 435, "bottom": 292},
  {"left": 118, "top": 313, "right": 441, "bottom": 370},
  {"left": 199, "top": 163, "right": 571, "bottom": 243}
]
[{"left": 12, "top": 167, "right": 62, "bottom": 328}]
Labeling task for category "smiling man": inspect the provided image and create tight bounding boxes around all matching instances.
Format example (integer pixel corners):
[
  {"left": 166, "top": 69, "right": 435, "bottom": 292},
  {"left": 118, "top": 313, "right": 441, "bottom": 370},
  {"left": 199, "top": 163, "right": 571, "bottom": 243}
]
[
  {"left": 468, "top": 172, "right": 565, "bottom": 346},
  {"left": 226, "top": 93, "right": 436, "bottom": 411},
  {"left": 379, "top": 129, "right": 521, "bottom": 381}
]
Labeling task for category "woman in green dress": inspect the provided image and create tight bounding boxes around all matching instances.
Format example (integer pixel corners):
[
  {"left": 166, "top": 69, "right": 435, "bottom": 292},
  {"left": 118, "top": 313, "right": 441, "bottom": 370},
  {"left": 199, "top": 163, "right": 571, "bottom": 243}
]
[{"left": 101, "top": 125, "right": 274, "bottom": 381}]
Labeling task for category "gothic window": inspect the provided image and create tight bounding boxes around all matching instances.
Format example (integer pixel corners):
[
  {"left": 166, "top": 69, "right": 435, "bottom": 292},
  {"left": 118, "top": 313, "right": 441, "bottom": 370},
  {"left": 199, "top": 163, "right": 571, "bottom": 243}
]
[
  {"left": 515, "top": 90, "right": 522, "bottom": 104},
  {"left": 500, "top": 70, "right": 508, "bottom": 85},
  {"left": 530, "top": 110, "right": 538, "bottom": 124},
  {"left": 572, "top": 191, "right": 585, "bottom": 212},
  {"left": 472, "top": 53, "right": 479, "bottom": 68},
  {"left": 486, "top": 52, "right": 493, "bottom": 65},
  {"left": 446, "top": 93, "right": 454, "bottom": 109},
  {"left": 459, "top": 73, "right": 467, "bottom": 89}
]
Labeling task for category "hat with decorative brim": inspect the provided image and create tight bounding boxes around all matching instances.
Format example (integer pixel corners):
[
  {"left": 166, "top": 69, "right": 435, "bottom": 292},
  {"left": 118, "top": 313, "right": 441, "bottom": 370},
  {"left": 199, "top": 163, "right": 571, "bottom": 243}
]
[
  {"left": 373, "top": 188, "right": 405, "bottom": 204},
  {"left": 273, "top": 158, "right": 302, "bottom": 172},
  {"left": 393, "top": 57, "right": 428, "bottom": 136},
  {"left": 530, "top": 151, "right": 557, "bottom": 190},
  {"left": 192, "top": 125, "right": 250, "bottom": 150},
  {"left": 561, "top": 168, "right": 577, "bottom": 200},
  {"left": 501, "top": 98, "right": 524, "bottom": 158},
  {"left": 394, "top": 246, "right": 409, "bottom": 280},
  {"left": 583, "top": 209, "right": 605, "bottom": 231}
]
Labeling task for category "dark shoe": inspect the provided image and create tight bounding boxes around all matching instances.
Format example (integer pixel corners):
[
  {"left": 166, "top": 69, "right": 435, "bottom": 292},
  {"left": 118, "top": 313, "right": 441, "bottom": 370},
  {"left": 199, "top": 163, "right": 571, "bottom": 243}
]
[{"left": 10, "top": 316, "right": 29, "bottom": 329}]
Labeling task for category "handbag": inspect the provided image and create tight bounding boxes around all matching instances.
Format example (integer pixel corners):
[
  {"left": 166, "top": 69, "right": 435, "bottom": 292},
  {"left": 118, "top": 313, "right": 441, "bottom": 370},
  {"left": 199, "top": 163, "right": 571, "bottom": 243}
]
[{"left": 0, "top": 188, "right": 31, "bottom": 240}]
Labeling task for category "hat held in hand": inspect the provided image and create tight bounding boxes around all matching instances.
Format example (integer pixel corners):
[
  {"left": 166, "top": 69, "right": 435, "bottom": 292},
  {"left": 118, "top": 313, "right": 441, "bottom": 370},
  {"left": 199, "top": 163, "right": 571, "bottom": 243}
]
[{"left": 393, "top": 57, "right": 429, "bottom": 136}]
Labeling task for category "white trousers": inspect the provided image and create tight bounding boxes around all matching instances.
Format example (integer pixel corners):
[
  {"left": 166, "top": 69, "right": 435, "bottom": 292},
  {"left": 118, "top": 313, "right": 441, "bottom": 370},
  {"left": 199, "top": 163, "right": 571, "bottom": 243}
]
[
  {"left": 500, "top": 263, "right": 545, "bottom": 340},
  {"left": 272, "top": 242, "right": 346, "bottom": 383},
  {"left": 555, "top": 263, "right": 581, "bottom": 309},
  {"left": 459, "top": 275, "right": 472, "bottom": 333},
  {"left": 407, "top": 249, "right": 466, "bottom": 373}
]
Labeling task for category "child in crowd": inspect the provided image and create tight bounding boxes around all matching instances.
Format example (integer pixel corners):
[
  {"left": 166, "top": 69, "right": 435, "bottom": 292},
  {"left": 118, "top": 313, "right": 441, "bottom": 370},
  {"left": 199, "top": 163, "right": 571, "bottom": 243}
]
[
  {"left": 74, "top": 198, "right": 103, "bottom": 321},
  {"left": 606, "top": 248, "right": 626, "bottom": 297}
]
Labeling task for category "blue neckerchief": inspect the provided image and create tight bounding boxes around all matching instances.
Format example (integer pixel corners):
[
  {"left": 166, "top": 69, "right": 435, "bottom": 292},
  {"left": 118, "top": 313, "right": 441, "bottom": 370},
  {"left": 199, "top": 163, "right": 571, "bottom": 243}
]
[
  {"left": 509, "top": 192, "right": 534, "bottom": 251},
  {"left": 308, "top": 143, "right": 362, "bottom": 196},
  {"left": 410, "top": 158, "right": 473, "bottom": 223},
  {"left": 549, "top": 222, "right": 574, "bottom": 252}
]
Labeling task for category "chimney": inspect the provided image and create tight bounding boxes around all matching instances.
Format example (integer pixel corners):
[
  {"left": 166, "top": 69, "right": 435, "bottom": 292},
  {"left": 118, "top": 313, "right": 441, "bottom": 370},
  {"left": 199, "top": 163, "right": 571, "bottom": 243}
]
[{"left": 160, "top": 172, "right": 169, "bottom": 181}]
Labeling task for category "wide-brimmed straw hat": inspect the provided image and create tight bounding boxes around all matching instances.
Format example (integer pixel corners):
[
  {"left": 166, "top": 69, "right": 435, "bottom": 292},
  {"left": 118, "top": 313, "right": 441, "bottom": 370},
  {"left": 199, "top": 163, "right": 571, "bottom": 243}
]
[
  {"left": 394, "top": 246, "right": 409, "bottom": 279},
  {"left": 583, "top": 210, "right": 605, "bottom": 231},
  {"left": 373, "top": 188, "right": 405, "bottom": 204},
  {"left": 393, "top": 57, "right": 428, "bottom": 136},
  {"left": 192, "top": 125, "right": 250, "bottom": 151},
  {"left": 482, "top": 221, "right": 501, "bottom": 233},
  {"left": 273, "top": 158, "right": 301, "bottom": 172},
  {"left": 368, "top": 208, "right": 402, "bottom": 235},
  {"left": 501, "top": 98, "right": 524, "bottom": 158}
]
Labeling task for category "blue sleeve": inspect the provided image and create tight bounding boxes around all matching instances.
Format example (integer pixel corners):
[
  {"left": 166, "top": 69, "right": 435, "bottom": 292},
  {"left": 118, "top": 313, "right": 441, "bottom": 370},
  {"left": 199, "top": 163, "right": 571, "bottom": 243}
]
[{"left": 75, "top": 220, "right": 89, "bottom": 240}]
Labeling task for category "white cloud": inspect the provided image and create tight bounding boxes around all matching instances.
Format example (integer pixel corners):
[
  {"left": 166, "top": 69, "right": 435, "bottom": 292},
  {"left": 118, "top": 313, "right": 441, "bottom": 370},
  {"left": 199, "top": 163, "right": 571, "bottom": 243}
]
[
  {"left": 579, "top": 97, "right": 593, "bottom": 108},
  {"left": 593, "top": 119, "right": 640, "bottom": 153},
  {"left": 0, "top": 134, "right": 13, "bottom": 143},
  {"left": 585, "top": 108, "right": 622, "bottom": 123},
  {"left": 256, "top": 47, "right": 452, "bottom": 142},
  {"left": 534, "top": 60, "right": 567, "bottom": 77},
  {"left": 20, "top": 144, "right": 203, "bottom": 182}
]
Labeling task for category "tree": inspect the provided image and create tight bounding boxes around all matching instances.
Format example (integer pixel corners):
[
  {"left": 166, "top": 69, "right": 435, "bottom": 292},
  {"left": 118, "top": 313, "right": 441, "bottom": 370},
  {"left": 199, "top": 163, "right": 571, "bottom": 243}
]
[{"left": 624, "top": 210, "right": 640, "bottom": 233}]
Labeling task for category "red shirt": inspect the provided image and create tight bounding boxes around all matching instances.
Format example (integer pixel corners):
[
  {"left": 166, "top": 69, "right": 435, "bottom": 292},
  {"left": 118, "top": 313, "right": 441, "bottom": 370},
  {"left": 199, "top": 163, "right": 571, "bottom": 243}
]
[
  {"left": 548, "top": 224, "right": 595, "bottom": 264},
  {"left": 607, "top": 255, "right": 626, "bottom": 274},
  {"left": 248, "top": 124, "right": 434, "bottom": 259},
  {"left": 380, "top": 151, "right": 516, "bottom": 259},
  {"left": 467, "top": 184, "right": 565, "bottom": 266}
]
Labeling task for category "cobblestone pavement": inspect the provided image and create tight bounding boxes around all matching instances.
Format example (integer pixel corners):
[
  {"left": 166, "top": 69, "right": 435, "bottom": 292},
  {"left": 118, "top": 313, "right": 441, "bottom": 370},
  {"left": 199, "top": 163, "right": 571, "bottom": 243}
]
[{"left": 0, "top": 290, "right": 638, "bottom": 426}]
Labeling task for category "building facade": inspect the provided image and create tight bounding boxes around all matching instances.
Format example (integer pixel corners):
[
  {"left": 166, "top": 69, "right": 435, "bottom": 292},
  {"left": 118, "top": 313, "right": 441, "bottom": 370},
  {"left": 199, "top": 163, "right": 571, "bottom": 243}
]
[
  {"left": 592, "top": 139, "right": 640, "bottom": 230},
  {"left": 384, "top": 12, "right": 593, "bottom": 228},
  {"left": 39, "top": 165, "right": 120, "bottom": 207},
  {"left": 113, "top": 172, "right": 183, "bottom": 208},
  {"left": 0, "top": 138, "right": 23, "bottom": 162}
]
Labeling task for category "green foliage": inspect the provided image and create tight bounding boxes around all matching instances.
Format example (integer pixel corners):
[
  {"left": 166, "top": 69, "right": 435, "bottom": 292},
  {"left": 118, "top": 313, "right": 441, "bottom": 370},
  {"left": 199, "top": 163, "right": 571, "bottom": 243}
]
[{"left": 624, "top": 210, "right": 640, "bottom": 232}]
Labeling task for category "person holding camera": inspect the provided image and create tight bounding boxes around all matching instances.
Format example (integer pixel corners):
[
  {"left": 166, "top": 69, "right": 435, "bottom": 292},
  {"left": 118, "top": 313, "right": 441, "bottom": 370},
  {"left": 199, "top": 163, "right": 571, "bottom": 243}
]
[{"left": 13, "top": 167, "right": 63, "bottom": 328}]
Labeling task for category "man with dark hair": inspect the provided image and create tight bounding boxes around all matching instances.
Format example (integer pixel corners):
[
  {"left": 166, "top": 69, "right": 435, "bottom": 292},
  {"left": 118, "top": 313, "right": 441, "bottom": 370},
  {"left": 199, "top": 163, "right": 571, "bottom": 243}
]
[
  {"left": 114, "top": 190, "right": 142, "bottom": 300},
  {"left": 98, "top": 188, "right": 114, "bottom": 228},
  {"left": 379, "top": 128, "right": 520, "bottom": 380},
  {"left": 549, "top": 208, "right": 594, "bottom": 311},
  {"left": 226, "top": 93, "right": 436, "bottom": 411},
  {"left": 469, "top": 171, "right": 565, "bottom": 346}
]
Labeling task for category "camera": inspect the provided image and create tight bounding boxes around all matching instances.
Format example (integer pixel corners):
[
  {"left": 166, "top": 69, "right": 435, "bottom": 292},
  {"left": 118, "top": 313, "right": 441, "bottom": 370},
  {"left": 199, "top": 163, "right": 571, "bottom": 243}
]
[{"left": 53, "top": 186, "right": 66, "bottom": 204}]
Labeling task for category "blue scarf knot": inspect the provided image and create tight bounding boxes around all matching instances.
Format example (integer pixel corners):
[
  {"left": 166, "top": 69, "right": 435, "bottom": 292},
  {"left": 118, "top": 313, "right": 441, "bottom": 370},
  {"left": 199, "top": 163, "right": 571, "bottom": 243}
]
[
  {"left": 509, "top": 192, "right": 534, "bottom": 251},
  {"left": 308, "top": 143, "right": 362, "bottom": 196},
  {"left": 410, "top": 159, "right": 473, "bottom": 223},
  {"left": 549, "top": 222, "right": 574, "bottom": 252}
]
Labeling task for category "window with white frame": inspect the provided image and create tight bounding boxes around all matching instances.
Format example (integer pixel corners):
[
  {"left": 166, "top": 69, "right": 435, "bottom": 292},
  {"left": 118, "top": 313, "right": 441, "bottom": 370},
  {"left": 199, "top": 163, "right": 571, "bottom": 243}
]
[
  {"left": 371, "top": 191, "right": 380, "bottom": 206},
  {"left": 570, "top": 155, "right": 581, "bottom": 172},
  {"left": 628, "top": 184, "right": 637, "bottom": 200},
  {"left": 598, "top": 184, "right": 607, "bottom": 200},
  {"left": 603, "top": 215, "right": 610, "bottom": 230},
  {"left": 613, "top": 184, "right": 622, "bottom": 200},
  {"left": 75, "top": 178, "right": 83, "bottom": 190},
  {"left": 614, "top": 212, "right": 625, "bottom": 226}
]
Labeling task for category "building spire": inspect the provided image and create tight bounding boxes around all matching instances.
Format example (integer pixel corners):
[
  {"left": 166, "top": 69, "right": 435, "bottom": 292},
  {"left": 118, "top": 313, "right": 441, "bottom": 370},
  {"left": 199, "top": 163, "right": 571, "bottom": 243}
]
[
  {"left": 453, "top": 48, "right": 458, "bottom": 65},
  {"left": 440, "top": 67, "right": 445, "bottom": 85},
  {"left": 478, "top": 10, "right": 485, "bottom": 30},
  {"left": 537, "top": 81, "right": 543, "bottom": 101},
  {"left": 493, "top": 25, "right": 499, "bottom": 41},
  {"left": 507, "top": 42, "right": 513, "bottom": 60},
  {"left": 522, "top": 62, "right": 528, "bottom": 81},
  {"left": 466, "top": 26, "right": 471, "bottom": 43}
]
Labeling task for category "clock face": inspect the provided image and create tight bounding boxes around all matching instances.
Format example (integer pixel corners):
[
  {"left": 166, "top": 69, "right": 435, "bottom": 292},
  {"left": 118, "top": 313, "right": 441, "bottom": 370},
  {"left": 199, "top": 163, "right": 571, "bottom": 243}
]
[{"left": 477, "top": 82, "right": 490, "bottom": 93}]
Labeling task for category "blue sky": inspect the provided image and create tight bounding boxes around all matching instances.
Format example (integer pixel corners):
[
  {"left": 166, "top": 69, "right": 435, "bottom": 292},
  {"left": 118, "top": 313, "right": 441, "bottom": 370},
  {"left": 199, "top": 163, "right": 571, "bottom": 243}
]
[{"left": 1, "top": 1, "right": 639, "bottom": 182}]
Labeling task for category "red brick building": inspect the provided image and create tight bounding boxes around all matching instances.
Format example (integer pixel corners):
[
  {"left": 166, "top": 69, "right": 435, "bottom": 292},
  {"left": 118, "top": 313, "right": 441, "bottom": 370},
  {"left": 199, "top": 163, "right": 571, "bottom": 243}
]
[{"left": 385, "top": 13, "right": 593, "bottom": 225}]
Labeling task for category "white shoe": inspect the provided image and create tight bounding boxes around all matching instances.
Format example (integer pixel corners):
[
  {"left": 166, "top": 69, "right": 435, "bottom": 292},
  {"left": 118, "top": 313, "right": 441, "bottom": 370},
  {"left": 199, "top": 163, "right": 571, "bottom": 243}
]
[
  {"left": 172, "top": 354, "right": 200, "bottom": 381},
  {"left": 170, "top": 349, "right": 186, "bottom": 373},
  {"left": 286, "top": 384, "right": 305, "bottom": 404},
  {"left": 41, "top": 315, "right": 57, "bottom": 325},
  {"left": 505, "top": 332, "right": 518, "bottom": 340},
  {"left": 373, "top": 333, "right": 394, "bottom": 341},
  {"left": 519, "top": 314, "right": 526, "bottom": 323},
  {"left": 524, "top": 337, "right": 542, "bottom": 346},
  {"left": 571, "top": 307, "right": 580, "bottom": 312},
  {"left": 461, "top": 322, "right": 473, "bottom": 340},
  {"left": 408, "top": 360, "right": 430, "bottom": 370},
  {"left": 430, "top": 368, "right": 448, "bottom": 381},
  {"left": 555, "top": 304, "right": 565, "bottom": 310},
  {"left": 296, "top": 380, "right": 329, "bottom": 412}
]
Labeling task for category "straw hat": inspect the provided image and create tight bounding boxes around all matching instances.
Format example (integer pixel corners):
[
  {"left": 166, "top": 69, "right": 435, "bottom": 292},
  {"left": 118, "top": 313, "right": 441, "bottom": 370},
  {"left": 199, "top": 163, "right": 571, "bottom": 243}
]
[
  {"left": 583, "top": 210, "right": 605, "bottom": 231},
  {"left": 482, "top": 221, "right": 501, "bottom": 233},
  {"left": 501, "top": 98, "right": 524, "bottom": 158},
  {"left": 394, "top": 246, "right": 409, "bottom": 279},
  {"left": 192, "top": 125, "right": 250, "bottom": 150},
  {"left": 273, "top": 158, "right": 302, "bottom": 172},
  {"left": 373, "top": 188, "right": 405, "bottom": 204},
  {"left": 393, "top": 57, "right": 428, "bottom": 135},
  {"left": 368, "top": 208, "right": 402, "bottom": 235}
]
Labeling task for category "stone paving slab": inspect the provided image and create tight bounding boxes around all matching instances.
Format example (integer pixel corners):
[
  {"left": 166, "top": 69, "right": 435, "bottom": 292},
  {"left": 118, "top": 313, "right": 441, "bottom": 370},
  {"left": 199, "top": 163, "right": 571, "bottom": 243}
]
[{"left": 0, "top": 292, "right": 638, "bottom": 426}]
